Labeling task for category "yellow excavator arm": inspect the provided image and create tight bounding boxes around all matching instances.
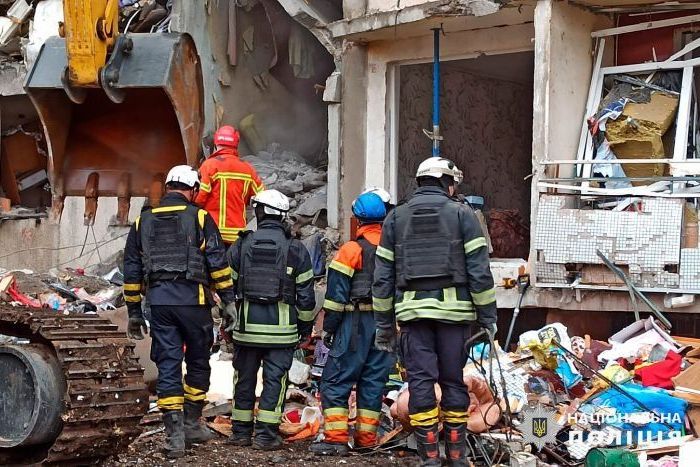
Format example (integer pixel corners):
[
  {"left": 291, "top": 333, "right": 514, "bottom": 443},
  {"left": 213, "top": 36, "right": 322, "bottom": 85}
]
[{"left": 61, "top": 0, "right": 119, "bottom": 86}]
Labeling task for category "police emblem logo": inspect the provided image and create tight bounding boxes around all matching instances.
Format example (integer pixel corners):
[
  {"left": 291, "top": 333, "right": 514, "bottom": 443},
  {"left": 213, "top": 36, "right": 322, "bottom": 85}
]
[{"left": 521, "top": 404, "right": 559, "bottom": 450}]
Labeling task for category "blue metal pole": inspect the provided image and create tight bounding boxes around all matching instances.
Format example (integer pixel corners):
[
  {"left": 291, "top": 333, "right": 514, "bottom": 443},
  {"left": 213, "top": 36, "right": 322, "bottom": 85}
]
[{"left": 432, "top": 27, "right": 440, "bottom": 157}]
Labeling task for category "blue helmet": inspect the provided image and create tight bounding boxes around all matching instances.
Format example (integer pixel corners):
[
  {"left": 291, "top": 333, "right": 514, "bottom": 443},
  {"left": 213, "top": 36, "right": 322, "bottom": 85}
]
[{"left": 352, "top": 192, "right": 387, "bottom": 222}]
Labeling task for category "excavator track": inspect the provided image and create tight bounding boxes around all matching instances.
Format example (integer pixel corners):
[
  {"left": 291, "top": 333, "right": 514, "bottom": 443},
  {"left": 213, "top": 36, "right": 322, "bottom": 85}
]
[{"left": 0, "top": 305, "right": 149, "bottom": 464}]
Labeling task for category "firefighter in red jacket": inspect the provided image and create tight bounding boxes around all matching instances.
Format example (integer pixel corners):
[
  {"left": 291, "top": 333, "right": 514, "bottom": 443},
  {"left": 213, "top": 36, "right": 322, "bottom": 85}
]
[{"left": 195, "top": 125, "right": 264, "bottom": 245}]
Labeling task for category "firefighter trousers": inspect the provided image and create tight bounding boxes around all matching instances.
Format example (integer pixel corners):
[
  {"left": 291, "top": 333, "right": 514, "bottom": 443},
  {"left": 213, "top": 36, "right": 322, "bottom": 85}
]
[
  {"left": 150, "top": 305, "right": 214, "bottom": 411},
  {"left": 231, "top": 345, "right": 294, "bottom": 442},
  {"left": 399, "top": 319, "right": 471, "bottom": 427},
  {"left": 320, "top": 311, "right": 393, "bottom": 446}
]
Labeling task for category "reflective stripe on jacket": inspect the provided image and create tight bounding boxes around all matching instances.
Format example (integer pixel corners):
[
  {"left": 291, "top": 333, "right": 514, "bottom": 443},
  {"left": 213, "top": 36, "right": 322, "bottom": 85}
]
[
  {"left": 322, "top": 224, "right": 381, "bottom": 334},
  {"left": 195, "top": 148, "right": 264, "bottom": 243},
  {"left": 372, "top": 187, "right": 497, "bottom": 326},
  {"left": 122, "top": 192, "right": 235, "bottom": 311},
  {"left": 227, "top": 220, "right": 317, "bottom": 346}
]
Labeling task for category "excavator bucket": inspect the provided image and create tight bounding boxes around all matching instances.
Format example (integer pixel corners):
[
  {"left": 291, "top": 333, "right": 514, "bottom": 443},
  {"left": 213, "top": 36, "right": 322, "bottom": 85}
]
[{"left": 24, "top": 33, "right": 203, "bottom": 225}]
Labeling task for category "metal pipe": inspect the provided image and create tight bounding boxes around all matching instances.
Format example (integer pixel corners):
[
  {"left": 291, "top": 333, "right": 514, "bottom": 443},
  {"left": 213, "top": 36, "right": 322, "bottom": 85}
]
[{"left": 432, "top": 27, "right": 440, "bottom": 157}]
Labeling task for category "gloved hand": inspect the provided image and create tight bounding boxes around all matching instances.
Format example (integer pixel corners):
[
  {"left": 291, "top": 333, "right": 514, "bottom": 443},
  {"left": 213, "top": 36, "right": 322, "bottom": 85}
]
[
  {"left": 321, "top": 330, "right": 334, "bottom": 349},
  {"left": 375, "top": 327, "right": 397, "bottom": 353},
  {"left": 480, "top": 322, "right": 497, "bottom": 338},
  {"left": 127, "top": 316, "right": 148, "bottom": 340},
  {"left": 222, "top": 302, "right": 239, "bottom": 333}
]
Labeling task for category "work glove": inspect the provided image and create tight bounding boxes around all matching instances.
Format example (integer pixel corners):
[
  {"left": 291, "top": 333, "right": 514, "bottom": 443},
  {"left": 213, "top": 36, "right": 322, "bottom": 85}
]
[
  {"left": 127, "top": 316, "right": 148, "bottom": 340},
  {"left": 375, "top": 327, "right": 397, "bottom": 353},
  {"left": 480, "top": 322, "right": 497, "bottom": 339},
  {"left": 321, "top": 330, "right": 334, "bottom": 349},
  {"left": 222, "top": 301, "right": 239, "bottom": 333}
]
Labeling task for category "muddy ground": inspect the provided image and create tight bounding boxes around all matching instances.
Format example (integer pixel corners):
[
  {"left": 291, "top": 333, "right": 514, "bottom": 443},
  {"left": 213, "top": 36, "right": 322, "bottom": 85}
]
[{"left": 104, "top": 434, "right": 419, "bottom": 466}]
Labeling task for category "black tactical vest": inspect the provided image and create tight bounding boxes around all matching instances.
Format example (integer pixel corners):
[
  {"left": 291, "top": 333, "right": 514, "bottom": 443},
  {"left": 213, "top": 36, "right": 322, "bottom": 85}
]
[
  {"left": 394, "top": 194, "right": 467, "bottom": 291},
  {"left": 239, "top": 227, "right": 295, "bottom": 304},
  {"left": 349, "top": 237, "right": 376, "bottom": 303},
  {"left": 139, "top": 205, "right": 208, "bottom": 284}
]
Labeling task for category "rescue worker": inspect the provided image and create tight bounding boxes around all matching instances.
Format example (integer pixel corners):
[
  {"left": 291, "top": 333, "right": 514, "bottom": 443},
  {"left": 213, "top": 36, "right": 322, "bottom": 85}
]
[
  {"left": 372, "top": 157, "right": 498, "bottom": 467},
  {"left": 195, "top": 125, "right": 264, "bottom": 245},
  {"left": 310, "top": 191, "right": 394, "bottom": 456},
  {"left": 225, "top": 189, "right": 316, "bottom": 450},
  {"left": 123, "top": 165, "right": 238, "bottom": 459}
]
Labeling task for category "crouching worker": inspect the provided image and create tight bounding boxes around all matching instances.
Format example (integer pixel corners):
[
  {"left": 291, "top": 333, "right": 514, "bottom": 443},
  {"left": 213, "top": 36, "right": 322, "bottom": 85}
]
[
  {"left": 123, "top": 165, "right": 238, "bottom": 458},
  {"left": 224, "top": 189, "right": 317, "bottom": 450},
  {"left": 310, "top": 191, "right": 394, "bottom": 456}
]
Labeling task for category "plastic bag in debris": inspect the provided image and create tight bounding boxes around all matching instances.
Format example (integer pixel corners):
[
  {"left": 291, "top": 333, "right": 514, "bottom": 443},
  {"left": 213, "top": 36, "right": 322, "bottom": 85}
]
[
  {"left": 302, "top": 233, "right": 325, "bottom": 277},
  {"left": 312, "top": 338, "right": 330, "bottom": 377},
  {"left": 289, "top": 359, "right": 311, "bottom": 385},
  {"left": 281, "top": 406, "right": 321, "bottom": 440},
  {"left": 520, "top": 324, "right": 582, "bottom": 389},
  {"left": 581, "top": 382, "right": 687, "bottom": 445},
  {"left": 520, "top": 323, "right": 573, "bottom": 350},
  {"left": 592, "top": 139, "right": 632, "bottom": 190}
]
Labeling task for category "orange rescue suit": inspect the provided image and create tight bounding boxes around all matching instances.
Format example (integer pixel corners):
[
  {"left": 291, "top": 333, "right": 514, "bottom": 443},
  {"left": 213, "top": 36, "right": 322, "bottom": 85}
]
[{"left": 195, "top": 147, "right": 263, "bottom": 244}]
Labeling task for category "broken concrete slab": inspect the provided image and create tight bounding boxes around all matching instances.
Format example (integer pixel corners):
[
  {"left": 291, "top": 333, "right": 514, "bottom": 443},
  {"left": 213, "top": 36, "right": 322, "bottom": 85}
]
[{"left": 294, "top": 186, "right": 327, "bottom": 217}]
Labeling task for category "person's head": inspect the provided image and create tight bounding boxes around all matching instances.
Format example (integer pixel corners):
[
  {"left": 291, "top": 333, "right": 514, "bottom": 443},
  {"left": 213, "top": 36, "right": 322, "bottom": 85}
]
[
  {"left": 213, "top": 125, "right": 240, "bottom": 152},
  {"left": 361, "top": 186, "right": 394, "bottom": 213},
  {"left": 415, "top": 156, "right": 463, "bottom": 196},
  {"left": 165, "top": 165, "right": 200, "bottom": 201},
  {"left": 352, "top": 191, "right": 387, "bottom": 225},
  {"left": 252, "top": 189, "right": 290, "bottom": 222}
]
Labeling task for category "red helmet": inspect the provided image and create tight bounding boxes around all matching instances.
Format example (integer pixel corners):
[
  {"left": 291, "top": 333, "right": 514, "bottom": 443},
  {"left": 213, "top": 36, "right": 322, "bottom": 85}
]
[{"left": 214, "top": 125, "right": 240, "bottom": 148}]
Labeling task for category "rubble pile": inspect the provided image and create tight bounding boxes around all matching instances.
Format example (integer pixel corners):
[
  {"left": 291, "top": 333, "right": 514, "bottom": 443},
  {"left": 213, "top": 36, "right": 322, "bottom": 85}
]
[
  {"left": 242, "top": 144, "right": 327, "bottom": 221},
  {"left": 242, "top": 144, "right": 339, "bottom": 262},
  {"left": 194, "top": 316, "right": 700, "bottom": 466},
  {"left": 4, "top": 266, "right": 700, "bottom": 465}
]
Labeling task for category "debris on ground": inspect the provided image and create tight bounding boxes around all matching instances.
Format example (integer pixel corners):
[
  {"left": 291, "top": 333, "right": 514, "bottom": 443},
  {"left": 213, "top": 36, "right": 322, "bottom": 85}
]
[{"left": 0, "top": 268, "right": 124, "bottom": 312}]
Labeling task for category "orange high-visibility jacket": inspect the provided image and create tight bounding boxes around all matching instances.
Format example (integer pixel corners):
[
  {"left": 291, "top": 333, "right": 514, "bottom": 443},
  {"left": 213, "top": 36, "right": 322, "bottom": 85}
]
[{"left": 195, "top": 148, "right": 264, "bottom": 244}]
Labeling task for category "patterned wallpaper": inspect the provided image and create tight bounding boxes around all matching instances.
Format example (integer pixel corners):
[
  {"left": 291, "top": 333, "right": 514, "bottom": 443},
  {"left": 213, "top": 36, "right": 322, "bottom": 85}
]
[{"left": 397, "top": 59, "right": 534, "bottom": 221}]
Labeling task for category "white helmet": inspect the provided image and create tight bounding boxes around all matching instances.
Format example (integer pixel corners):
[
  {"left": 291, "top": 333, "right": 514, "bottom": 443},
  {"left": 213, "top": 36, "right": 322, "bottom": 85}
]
[
  {"left": 252, "top": 189, "right": 290, "bottom": 216},
  {"left": 166, "top": 165, "right": 200, "bottom": 188},
  {"left": 416, "top": 157, "right": 463, "bottom": 184},
  {"left": 361, "top": 186, "right": 392, "bottom": 204}
]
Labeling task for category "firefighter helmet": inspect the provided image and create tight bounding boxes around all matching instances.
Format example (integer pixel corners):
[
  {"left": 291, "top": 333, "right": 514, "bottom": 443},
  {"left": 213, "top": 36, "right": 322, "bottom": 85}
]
[
  {"left": 352, "top": 192, "right": 387, "bottom": 222},
  {"left": 416, "top": 157, "right": 463, "bottom": 184},
  {"left": 361, "top": 186, "right": 392, "bottom": 204},
  {"left": 252, "top": 189, "right": 290, "bottom": 216},
  {"left": 214, "top": 125, "right": 240, "bottom": 149},
  {"left": 165, "top": 165, "right": 200, "bottom": 188}
]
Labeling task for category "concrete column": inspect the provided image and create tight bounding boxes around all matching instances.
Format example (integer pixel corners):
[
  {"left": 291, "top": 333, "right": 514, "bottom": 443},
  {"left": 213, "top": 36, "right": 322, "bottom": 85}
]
[
  {"left": 339, "top": 43, "right": 369, "bottom": 239},
  {"left": 529, "top": 0, "right": 612, "bottom": 275},
  {"left": 327, "top": 104, "right": 341, "bottom": 229}
]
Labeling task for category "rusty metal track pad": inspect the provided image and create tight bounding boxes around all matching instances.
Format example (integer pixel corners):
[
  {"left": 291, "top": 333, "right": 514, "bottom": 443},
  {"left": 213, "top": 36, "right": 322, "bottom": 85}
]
[{"left": 0, "top": 307, "right": 149, "bottom": 464}]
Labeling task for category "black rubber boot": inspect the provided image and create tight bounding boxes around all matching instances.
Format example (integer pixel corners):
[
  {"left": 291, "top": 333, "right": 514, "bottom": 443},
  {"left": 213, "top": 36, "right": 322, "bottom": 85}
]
[
  {"left": 444, "top": 422, "right": 468, "bottom": 467},
  {"left": 227, "top": 421, "right": 253, "bottom": 446},
  {"left": 184, "top": 400, "right": 216, "bottom": 445},
  {"left": 162, "top": 410, "right": 186, "bottom": 459},
  {"left": 310, "top": 441, "right": 349, "bottom": 456},
  {"left": 252, "top": 421, "right": 283, "bottom": 451},
  {"left": 414, "top": 424, "right": 442, "bottom": 467}
]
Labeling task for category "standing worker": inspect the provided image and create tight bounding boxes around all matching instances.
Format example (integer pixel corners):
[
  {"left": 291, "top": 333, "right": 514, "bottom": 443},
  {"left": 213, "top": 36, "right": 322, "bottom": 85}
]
[
  {"left": 123, "top": 165, "right": 238, "bottom": 459},
  {"left": 311, "top": 191, "right": 394, "bottom": 456},
  {"left": 195, "top": 125, "right": 264, "bottom": 245},
  {"left": 372, "top": 157, "right": 498, "bottom": 467},
  {"left": 224, "top": 189, "right": 317, "bottom": 450}
]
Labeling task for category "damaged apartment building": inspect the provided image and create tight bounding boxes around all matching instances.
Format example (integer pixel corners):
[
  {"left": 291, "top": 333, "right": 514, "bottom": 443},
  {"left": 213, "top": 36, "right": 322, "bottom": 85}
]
[{"left": 1, "top": 0, "right": 700, "bottom": 335}]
